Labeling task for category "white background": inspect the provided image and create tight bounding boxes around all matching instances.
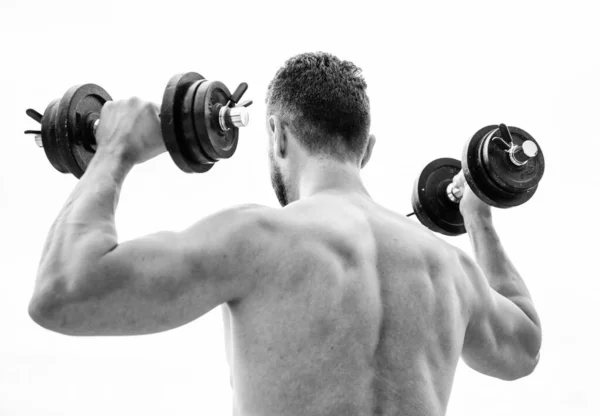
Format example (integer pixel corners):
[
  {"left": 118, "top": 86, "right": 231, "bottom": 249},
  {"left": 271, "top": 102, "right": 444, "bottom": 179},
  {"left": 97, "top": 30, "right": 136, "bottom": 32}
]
[{"left": 1, "top": 0, "right": 598, "bottom": 415}]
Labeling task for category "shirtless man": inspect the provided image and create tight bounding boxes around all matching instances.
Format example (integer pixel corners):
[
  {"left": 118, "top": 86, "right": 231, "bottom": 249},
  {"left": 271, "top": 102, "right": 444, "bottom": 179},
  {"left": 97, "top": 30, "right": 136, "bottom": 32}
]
[{"left": 29, "top": 52, "right": 542, "bottom": 416}]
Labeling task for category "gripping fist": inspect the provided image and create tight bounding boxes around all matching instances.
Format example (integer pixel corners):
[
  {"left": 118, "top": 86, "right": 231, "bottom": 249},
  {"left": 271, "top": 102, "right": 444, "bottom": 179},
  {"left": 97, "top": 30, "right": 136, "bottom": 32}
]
[
  {"left": 451, "top": 173, "right": 492, "bottom": 220},
  {"left": 95, "top": 97, "right": 166, "bottom": 165}
]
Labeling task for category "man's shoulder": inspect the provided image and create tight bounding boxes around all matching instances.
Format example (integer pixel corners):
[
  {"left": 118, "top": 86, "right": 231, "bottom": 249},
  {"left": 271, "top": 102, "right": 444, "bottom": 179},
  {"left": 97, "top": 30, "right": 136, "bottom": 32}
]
[
  {"left": 183, "top": 204, "right": 289, "bottom": 288},
  {"left": 217, "top": 201, "right": 355, "bottom": 257},
  {"left": 197, "top": 203, "right": 301, "bottom": 256},
  {"left": 204, "top": 203, "right": 281, "bottom": 238}
]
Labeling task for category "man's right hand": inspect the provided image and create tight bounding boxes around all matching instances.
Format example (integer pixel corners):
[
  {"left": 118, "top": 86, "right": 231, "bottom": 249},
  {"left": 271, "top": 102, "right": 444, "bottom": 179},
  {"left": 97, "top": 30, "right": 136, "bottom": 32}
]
[{"left": 452, "top": 174, "right": 492, "bottom": 221}]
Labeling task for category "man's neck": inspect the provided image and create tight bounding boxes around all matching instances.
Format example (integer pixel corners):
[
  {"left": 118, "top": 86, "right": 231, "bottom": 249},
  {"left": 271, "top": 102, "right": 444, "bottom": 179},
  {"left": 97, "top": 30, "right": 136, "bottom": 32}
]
[{"left": 296, "top": 158, "right": 370, "bottom": 200}]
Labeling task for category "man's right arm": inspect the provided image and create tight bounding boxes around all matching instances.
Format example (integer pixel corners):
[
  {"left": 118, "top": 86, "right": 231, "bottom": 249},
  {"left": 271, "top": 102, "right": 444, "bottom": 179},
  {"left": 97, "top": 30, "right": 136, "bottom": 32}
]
[{"left": 459, "top": 211, "right": 542, "bottom": 381}]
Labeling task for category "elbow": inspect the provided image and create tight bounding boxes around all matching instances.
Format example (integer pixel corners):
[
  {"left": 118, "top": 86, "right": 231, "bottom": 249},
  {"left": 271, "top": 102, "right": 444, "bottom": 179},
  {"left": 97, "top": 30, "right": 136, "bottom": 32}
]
[
  {"left": 503, "top": 350, "right": 541, "bottom": 381},
  {"left": 28, "top": 276, "right": 78, "bottom": 335},
  {"left": 29, "top": 297, "right": 82, "bottom": 336},
  {"left": 28, "top": 294, "right": 62, "bottom": 332},
  {"left": 520, "top": 326, "right": 542, "bottom": 378},
  {"left": 508, "top": 324, "right": 542, "bottom": 380},
  {"left": 523, "top": 349, "right": 541, "bottom": 377}
]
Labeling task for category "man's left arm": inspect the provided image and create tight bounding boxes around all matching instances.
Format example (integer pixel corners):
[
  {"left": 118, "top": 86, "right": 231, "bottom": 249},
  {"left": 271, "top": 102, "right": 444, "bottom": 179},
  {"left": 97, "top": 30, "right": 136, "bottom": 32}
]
[{"left": 28, "top": 99, "right": 271, "bottom": 336}]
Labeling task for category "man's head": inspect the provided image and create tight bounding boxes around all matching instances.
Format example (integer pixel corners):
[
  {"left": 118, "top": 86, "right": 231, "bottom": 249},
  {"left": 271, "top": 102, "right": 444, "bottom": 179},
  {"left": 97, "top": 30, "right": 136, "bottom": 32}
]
[{"left": 265, "top": 52, "right": 375, "bottom": 206}]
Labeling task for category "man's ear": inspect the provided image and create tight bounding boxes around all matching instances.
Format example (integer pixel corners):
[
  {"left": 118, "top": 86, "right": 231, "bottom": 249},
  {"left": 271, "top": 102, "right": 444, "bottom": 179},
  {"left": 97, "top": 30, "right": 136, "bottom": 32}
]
[
  {"left": 269, "top": 115, "right": 287, "bottom": 158},
  {"left": 361, "top": 134, "right": 376, "bottom": 168}
]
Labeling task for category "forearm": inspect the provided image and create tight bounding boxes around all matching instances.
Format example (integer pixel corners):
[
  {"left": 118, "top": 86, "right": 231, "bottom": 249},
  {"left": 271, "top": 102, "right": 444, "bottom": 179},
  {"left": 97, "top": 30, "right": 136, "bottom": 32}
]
[
  {"left": 34, "top": 148, "right": 132, "bottom": 294},
  {"left": 464, "top": 214, "right": 540, "bottom": 326}
]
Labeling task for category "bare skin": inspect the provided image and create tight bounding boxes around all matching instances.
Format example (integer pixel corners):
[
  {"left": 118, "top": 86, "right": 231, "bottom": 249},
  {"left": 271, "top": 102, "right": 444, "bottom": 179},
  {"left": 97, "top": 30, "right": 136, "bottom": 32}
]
[{"left": 29, "top": 99, "right": 541, "bottom": 416}]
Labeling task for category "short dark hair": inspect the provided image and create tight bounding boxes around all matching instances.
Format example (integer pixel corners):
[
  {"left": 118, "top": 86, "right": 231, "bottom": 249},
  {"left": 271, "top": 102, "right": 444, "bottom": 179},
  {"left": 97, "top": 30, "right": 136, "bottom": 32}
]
[{"left": 266, "top": 52, "right": 370, "bottom": 160}]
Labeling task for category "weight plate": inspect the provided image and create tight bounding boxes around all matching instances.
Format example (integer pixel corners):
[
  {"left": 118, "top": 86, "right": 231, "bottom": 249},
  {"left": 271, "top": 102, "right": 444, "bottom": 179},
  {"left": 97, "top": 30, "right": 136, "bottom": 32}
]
[
  {"left": 161, "top": 72, "right": 214, "bottom": 173},
  {"left": 193, "top": 80, "right": 238, "bottom": 161},
  {"left": 161, "top": 73, "right": 199, "bottom": 173},
  {"left": 56, "top": 84, "right": 112, "bottom": 178},
  {"left": 411, "top": 158, "right": 465, "bottom": 236},
  {"left": 481, "top": 126, "right": 544, "bottom": 194},
  {"left": 462, "top": 126, "right": 500, "bottom": 207},
  {"left": 41, "top": 98, "right": 69, "bottom": 173},
  {"left": 462, "top": 125, "right": 543, "bottom": 208},
  {"left": 179, "top": 78, "right": 214, "bottom": 173}
]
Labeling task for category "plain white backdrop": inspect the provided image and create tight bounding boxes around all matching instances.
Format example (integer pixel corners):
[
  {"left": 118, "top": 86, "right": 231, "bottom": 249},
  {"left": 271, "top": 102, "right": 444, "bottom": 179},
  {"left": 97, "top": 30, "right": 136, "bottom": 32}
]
[{"left": 1, "top": 0, "right": 599, "bottom": 415}]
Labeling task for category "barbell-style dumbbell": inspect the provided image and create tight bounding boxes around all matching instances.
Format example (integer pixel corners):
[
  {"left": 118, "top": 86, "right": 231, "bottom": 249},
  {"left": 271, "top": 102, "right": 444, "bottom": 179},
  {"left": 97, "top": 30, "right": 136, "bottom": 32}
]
[
  {"left": 410, "top": 124, "right": 545, "bottom": 236},
  {"left": 24, "top": 73, "right": 252, "bottom": 178}
]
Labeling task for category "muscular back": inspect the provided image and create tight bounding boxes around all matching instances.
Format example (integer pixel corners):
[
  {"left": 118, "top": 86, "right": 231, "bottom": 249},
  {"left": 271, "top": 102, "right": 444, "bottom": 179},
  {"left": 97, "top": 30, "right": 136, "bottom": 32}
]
[{"left": 223, "top": 193, "right": 473, "bottom": 416}]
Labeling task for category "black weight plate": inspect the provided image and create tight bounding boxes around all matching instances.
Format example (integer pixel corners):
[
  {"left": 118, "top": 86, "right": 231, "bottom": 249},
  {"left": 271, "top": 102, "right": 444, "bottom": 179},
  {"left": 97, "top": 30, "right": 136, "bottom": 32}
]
[
  {"left": 462, "top": 125, "right": 542, "bottom": 208},
  {"left": 462, "top": 126, "right": 500, "bottom": 207},
  {"left": 193, "top": 80, "right": 238, "bottom": 161},
  {"left": 161, "top": 73, "right": 195, "bottom": 173},
  {"left": 179, "top": 78, "right": 213, "bottom": 173},
  {"left": 161, "top": 73, "right": 201, "bottom": 173},
  {"left": 173, "top": 75, "right": 216, "bottom": 173},
  {"left": 411, "top": 158, "right": 465, "bottom": 236},
  {"left": 481, "top": 126, "right": 544, "bottom": 194},
  {"left": 161, "top": 72, "right": 214, "bottom": 173},
  {"left": 56, "top": 84, "right": 112, "bottom": 178},
  {"left": 41, "top": 98, "right": 69, "bottom": 173},
  {"left": 479, "top": 138, "right": 537, "bottom": 208}
]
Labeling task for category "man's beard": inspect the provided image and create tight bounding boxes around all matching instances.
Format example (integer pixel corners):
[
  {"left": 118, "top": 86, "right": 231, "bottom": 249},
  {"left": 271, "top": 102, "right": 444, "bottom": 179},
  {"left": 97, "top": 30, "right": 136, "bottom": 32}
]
[{"left": 269, "top": 149, "right": 289, "bottom": 207}]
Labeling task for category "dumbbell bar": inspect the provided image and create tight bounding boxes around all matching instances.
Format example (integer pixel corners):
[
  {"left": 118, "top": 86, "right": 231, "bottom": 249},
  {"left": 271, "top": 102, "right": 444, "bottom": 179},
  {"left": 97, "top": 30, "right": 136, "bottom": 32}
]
[
  {"left": 24, "top": 73, "right": 252, "bottom": 178},
  {"left": 411, "top": 124, "right": 545, "bottom": 236}
]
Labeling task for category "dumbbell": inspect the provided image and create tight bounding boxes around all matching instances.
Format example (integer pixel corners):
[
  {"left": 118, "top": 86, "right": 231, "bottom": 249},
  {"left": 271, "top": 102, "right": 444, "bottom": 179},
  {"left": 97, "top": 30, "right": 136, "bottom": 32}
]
[
  {"left": 24, "top": 73, "right": 252, "bottom": 178},
  {"left": 410, "top": 124, "right": 545, "bottom": 236}
]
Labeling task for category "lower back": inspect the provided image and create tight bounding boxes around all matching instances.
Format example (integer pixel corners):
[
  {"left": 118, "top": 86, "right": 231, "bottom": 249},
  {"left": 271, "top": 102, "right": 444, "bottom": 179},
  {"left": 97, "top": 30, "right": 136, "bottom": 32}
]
[{"left": 225, "top": 194, "right": 469, "bottom": 416}]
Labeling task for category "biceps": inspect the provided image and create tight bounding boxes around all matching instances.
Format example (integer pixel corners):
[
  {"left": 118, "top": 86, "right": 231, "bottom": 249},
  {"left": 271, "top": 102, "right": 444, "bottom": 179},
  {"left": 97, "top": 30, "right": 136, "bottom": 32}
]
[{"left": 462, "top": 291, "right": 541, "bottom": 380}]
